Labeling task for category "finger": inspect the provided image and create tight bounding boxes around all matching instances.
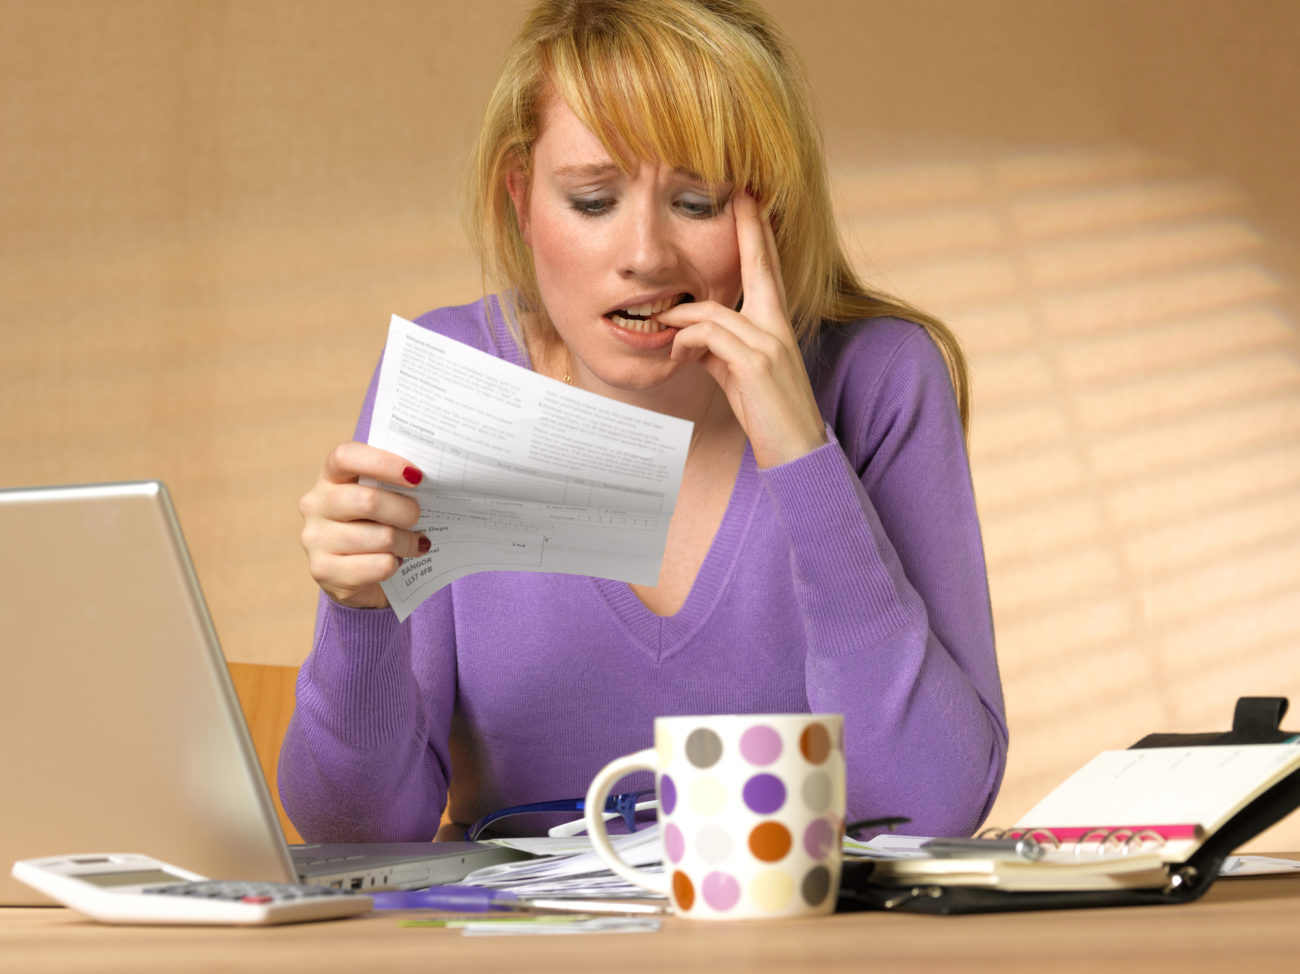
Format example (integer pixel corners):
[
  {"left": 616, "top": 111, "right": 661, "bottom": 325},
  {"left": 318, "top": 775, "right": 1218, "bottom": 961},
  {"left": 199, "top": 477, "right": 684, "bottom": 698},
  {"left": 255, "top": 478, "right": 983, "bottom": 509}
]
[
  {"left": 320, "top": 480, "right": 423, "bottom": 530},
  {"left": 316, "top": 519, "right": 429, "bottom": 559},
  {"left": 307, "top": 550, "right": 403, "bottom": 598},
  {"left": 670, "top": 314, "right": 782, "bottom": 371},
  {"left": 321, "top": 440, "right": 424, "bottom": 488},
  {"left": 300, "top": 476, "right": 421, "bottom": 532},
  {"left": 758, "top": 201, "right": 789, "bottom": 315},
  {"left": 663, "top": 300, "right": 783, "bottom": 357},
  {"left": 733, "top": 191, "right": 788, "bottom": 324}
]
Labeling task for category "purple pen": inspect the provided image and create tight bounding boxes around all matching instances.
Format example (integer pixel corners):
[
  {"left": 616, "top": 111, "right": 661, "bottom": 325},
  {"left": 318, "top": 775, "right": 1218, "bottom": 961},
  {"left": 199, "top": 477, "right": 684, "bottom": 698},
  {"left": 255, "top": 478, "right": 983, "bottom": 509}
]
[
  {"left": 370, "top": 885, "right": 521, "bottom": 912},
  {"left": 369, "top": 886, "right": 667, "bottom": 916}
]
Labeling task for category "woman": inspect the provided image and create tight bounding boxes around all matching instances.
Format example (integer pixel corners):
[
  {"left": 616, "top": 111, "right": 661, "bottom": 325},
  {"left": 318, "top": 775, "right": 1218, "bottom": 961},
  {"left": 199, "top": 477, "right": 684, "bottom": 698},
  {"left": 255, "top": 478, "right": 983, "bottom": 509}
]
[{"left": 282, "top": 0, "right": 1006, "bottom": 842}]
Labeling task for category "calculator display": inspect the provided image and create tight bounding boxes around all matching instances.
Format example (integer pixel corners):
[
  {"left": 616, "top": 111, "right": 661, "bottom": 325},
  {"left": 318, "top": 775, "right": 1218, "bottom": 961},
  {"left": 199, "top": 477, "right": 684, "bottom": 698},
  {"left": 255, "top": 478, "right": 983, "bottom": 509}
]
[{"left": 79, "top": 869, "right": 188, "bottom": 887}]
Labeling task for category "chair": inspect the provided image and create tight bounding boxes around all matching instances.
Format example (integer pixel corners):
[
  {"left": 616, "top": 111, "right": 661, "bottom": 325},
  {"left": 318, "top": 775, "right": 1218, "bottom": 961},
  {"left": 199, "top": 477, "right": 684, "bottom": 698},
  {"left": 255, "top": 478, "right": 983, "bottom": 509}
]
[{"left": 227, "top": 662, "right": 304, "bottom": 844}]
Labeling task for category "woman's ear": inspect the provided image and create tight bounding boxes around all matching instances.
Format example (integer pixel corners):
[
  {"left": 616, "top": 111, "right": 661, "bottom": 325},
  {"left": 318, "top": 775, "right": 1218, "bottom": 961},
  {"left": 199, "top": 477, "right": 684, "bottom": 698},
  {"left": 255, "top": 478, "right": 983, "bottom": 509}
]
[{"left": 506, "top": 168, "right": 532, "bottom": 247}]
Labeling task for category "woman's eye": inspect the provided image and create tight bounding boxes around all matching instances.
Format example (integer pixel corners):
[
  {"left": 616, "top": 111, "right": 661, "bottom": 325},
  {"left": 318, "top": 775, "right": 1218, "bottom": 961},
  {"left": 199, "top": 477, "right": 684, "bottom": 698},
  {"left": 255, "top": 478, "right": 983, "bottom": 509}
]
[
  {"left": 677, "top": 197, "right": 722, "bottom": 219},
  {"left": 570, "top": 197, "right": 614, "bottom": 217}
]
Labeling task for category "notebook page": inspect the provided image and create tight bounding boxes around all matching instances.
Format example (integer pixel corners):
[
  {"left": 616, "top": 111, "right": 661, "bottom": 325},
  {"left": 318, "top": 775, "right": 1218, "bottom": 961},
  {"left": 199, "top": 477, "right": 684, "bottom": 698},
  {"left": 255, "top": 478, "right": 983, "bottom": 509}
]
[{"left": 1014, "top": 743, "right": 1300, "bottom": 844}]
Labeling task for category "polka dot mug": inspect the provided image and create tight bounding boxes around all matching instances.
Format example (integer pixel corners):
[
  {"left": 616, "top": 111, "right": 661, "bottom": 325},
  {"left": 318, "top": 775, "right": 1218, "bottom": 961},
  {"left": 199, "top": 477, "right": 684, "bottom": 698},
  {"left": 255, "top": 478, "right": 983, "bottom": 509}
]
[{"left": 584, "top": 713, "right": 846, "bottom": 920}]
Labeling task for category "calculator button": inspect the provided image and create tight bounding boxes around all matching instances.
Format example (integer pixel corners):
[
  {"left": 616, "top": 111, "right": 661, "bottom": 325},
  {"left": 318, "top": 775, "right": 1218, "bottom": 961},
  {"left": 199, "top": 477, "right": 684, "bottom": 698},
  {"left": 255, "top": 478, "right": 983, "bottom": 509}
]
[{"left": 241, "top": 896, "right": 274, "bottom": 904}]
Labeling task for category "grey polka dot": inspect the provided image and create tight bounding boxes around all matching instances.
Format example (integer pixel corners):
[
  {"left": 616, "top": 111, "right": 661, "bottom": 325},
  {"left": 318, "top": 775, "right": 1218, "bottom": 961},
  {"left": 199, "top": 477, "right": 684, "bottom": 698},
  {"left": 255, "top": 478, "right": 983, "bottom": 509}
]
[
  {"left": 801, "top": 771, "right": 832, "bottom": 813},
  {"left": 685, "top": 728, "right": 723, "bottom": 768},
  {"left": 801, "top": 865, "right": 832, "bottom": 906}
]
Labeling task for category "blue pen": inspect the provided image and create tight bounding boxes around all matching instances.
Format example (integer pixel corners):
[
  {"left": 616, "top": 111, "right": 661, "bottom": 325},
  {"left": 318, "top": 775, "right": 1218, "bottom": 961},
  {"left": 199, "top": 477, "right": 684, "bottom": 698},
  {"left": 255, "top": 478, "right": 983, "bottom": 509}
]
[{"left": 371, "top": 885, "right": 666, "bottom": 916}]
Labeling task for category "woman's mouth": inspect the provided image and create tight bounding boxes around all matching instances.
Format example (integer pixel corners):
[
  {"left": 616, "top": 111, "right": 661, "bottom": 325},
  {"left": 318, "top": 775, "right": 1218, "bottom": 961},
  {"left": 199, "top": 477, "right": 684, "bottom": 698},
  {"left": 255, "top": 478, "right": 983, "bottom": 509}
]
[{"left": 607, "top": 293, "right": 692, "bottom": 333}]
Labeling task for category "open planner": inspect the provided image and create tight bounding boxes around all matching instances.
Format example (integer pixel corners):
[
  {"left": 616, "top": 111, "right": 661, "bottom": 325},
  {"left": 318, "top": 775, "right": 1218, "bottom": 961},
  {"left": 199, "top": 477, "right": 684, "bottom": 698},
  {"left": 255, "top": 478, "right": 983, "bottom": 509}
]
[{"left": 839, "top": 697, "right": 1300, "bottom": 914}]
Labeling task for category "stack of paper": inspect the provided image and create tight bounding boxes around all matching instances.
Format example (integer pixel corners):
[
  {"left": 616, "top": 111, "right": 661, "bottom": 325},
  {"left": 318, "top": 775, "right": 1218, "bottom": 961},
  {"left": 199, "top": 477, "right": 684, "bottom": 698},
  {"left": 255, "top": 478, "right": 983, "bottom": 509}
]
[{"left": 467, "top": 828, "right": 665, "bottom": 899}]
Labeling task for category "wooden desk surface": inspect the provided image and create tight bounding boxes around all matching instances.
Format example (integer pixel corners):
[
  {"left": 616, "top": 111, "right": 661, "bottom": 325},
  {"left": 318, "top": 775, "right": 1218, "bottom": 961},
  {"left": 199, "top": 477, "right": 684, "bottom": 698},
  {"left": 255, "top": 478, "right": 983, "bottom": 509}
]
[{"left": 4, "top": 865, "right": 1299, "bottom": 974}]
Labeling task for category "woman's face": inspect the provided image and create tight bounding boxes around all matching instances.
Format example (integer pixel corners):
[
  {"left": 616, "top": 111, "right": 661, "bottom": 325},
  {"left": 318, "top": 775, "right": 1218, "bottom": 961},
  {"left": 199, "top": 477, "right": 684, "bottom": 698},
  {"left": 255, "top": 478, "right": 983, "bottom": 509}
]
[{"left": 509, "top": 95, "right": 743, "bottom": 397}]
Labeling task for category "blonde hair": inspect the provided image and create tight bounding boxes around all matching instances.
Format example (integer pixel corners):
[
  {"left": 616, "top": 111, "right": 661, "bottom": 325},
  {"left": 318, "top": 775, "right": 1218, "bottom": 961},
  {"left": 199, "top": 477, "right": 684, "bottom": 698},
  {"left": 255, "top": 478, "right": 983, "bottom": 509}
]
[{"left": 469, "top": 0, "right": 970, "bottom": 430}]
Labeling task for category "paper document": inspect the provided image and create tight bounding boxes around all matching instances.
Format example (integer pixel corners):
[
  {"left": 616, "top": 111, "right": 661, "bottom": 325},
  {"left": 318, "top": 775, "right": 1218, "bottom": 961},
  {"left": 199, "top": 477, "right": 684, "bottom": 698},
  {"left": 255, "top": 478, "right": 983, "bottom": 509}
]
[
  {"left": 367, "top": 315, "right": 693, "bottom": 621},
  {"left": 468, "top": 828, "right": 665, "bottom": 899}
]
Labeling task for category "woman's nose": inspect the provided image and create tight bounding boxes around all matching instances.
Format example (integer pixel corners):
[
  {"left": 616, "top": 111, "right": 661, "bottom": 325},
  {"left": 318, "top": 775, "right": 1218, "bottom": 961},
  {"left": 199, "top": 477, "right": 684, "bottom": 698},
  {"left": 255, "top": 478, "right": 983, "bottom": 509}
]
[{"left": 617, "top": 201, "right": 677, "bottom": 278}]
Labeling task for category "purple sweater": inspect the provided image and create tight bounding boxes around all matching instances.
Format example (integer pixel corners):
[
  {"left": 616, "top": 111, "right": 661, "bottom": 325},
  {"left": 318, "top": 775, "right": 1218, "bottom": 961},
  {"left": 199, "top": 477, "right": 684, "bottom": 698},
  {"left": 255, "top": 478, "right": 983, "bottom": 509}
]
[{"left": 279, "top": 299, "right": 1006, "bottom": 841}]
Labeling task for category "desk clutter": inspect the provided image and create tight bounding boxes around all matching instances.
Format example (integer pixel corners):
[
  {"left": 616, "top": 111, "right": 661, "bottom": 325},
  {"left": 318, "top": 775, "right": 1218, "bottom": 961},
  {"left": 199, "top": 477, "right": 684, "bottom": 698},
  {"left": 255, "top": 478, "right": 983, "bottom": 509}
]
[
  {"left": 10, "top": 698, "right": 1300, "bottom": 930},
  {"left": 837, "top": 696, "right": 1300, "bottom": 914},
  {"left": 429, "top": 697, "right": 1300, "bottom": 924}
]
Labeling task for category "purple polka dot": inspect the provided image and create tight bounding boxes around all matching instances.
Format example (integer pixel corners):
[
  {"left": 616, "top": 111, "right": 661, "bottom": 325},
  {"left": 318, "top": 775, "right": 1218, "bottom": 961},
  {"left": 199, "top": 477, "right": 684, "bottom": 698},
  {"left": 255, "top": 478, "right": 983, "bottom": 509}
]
[
  {"left": 742, "top": 773, "right": 787, "bottom": 815},
  {"left": 804, "top": 817, "right": 835, "bottom": 859},
  {"left": 740, "top": 725, "right": 783, "bottom": 765},
  {"left": 701, "top": 871, "right": 741, "bottom": 911},
  {"left": 664, "top": 823, "right": 686, "bottom": 863},
  {"left": 659, "top": 774, "right": 677, "bottom": 816}
]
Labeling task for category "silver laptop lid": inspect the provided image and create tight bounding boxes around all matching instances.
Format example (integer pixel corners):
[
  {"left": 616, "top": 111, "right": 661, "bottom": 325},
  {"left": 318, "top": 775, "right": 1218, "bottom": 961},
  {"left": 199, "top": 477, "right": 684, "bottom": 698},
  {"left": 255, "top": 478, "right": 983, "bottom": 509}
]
[{"left": 0, "top": 481, "right": 297, "bottom": 905}]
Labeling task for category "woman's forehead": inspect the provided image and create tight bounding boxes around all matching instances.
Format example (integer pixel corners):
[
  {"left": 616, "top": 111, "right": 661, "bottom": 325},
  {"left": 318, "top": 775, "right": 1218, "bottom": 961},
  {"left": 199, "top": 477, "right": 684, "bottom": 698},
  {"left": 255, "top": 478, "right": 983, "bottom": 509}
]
[{"left": 533, "top": 87, "right": 728, "bottom": 184}]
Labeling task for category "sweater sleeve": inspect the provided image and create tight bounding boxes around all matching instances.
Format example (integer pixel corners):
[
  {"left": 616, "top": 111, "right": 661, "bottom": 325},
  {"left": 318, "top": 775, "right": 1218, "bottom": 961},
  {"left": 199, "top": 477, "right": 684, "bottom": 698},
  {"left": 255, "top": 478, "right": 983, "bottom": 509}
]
[
  {"left": 278, "top": 321, "right": 462, "bottom": 842},
  {"left": 277, "top": 591, "right": 457, "bottom": 841},
  {"left": 761, "top": 327, "right": 1007, "bottom": 837}
]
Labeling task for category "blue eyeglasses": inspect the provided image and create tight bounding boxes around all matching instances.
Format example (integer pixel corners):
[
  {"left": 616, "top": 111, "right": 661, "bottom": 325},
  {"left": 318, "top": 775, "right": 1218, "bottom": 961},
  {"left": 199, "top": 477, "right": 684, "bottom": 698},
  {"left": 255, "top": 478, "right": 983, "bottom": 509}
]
[{"left": 465, "top": 790, "right": 657, "bottom": 842}]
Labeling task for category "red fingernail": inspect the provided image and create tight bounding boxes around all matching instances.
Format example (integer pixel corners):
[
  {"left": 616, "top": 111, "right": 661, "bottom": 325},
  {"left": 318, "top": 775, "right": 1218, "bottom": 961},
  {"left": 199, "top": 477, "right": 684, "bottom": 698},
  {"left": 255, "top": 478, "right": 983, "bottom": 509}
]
[
  {"left": 403, "top": 466, "right": 423, "bottom": 485},
  {"left": 417, "top": 535, "right": 431, "bottom": 554}
]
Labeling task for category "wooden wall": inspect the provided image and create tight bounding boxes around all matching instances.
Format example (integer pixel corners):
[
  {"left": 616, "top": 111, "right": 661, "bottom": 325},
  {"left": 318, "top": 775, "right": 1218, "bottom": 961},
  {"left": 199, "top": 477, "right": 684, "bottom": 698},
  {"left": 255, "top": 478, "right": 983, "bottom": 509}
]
[{"left": 4, "top": 1, "right": 1299, "bottom": 850}]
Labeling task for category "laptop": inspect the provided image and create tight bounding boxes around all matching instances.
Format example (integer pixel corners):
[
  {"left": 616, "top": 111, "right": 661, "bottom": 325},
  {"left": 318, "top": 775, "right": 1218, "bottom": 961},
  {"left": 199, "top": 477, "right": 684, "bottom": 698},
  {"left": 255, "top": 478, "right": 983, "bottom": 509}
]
[{"left": 0, "top": 481, "right": 528, "bottom": 906}]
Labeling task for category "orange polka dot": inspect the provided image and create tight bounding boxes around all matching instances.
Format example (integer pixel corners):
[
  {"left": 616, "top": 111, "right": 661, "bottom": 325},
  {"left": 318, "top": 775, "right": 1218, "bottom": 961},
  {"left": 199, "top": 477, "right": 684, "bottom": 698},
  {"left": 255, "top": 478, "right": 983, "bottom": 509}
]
[
  {"left": 672, "top": 870, "right": 695, "bottom": 911},
  {"left": 748, "top": 821, "right": 793, "bottom": 862},
  {"left": 800, "top": 723, "right": 831, "bottom": 763}
]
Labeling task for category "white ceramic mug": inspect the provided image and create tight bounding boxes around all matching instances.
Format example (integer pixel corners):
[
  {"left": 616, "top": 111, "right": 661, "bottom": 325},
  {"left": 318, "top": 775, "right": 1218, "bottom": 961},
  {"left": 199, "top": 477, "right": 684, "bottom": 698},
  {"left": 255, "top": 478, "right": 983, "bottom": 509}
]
[{"left": 585, "top": 713, "right": 846, "bottom": 920}]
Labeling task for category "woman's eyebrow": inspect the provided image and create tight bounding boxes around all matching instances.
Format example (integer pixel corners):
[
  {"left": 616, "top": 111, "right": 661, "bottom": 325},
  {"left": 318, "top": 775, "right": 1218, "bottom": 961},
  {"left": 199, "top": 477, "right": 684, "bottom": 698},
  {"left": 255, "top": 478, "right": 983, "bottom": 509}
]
[
  {"left": 553, "top": 163, "right": 622, "bottom": 179},
  {"left": 551, "top": 162, "right": 728, "bottom": 188}
]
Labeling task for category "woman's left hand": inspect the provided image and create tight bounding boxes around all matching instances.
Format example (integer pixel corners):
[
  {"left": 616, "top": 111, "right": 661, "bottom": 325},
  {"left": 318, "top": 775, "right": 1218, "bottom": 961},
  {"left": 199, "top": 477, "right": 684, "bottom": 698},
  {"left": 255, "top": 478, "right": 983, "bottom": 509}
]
[{"left": 658, "top": 191, "right": 827, "bottom": 468}]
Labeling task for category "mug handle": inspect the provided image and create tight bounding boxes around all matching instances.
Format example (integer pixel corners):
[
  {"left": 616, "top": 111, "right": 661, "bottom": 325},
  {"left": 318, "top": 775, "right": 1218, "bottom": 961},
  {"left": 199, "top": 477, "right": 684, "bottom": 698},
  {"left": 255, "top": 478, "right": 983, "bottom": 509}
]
[{"left": 583, "top": 747, "right": 670, "bottom": 897}]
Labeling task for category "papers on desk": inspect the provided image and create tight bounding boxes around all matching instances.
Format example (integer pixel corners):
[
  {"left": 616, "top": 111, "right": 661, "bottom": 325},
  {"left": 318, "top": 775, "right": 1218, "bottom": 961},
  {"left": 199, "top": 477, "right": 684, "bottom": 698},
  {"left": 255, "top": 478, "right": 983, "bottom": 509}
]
[
  {"left": 469, "top": 828, "right": 665, "bottom": 900},
  {"left": 367, "top": 315, "right": 693, "bottom": 621},
  {"left": 1216, "top": 854, "right": 1300, "bottom": 876}
]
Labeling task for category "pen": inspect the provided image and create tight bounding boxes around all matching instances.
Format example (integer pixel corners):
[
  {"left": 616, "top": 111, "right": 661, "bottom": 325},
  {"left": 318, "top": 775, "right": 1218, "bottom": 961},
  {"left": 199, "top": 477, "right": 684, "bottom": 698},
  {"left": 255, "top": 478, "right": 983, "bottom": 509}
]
[
  {"left": 371, "top": 885, "right": 667, "bottom": 916},
  {"left": 921, "top": 837, "right": 1047, "bottom": 862},
  {"left": 372, "top": 885, "right": 518, "bottom": 912}
]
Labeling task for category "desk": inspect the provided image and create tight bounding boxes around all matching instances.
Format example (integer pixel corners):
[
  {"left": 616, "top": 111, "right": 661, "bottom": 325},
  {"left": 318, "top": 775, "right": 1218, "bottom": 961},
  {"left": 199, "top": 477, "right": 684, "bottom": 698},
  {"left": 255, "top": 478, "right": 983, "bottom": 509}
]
[{"left": 4, "top": 862, "right": 1299, "bottom": 974}]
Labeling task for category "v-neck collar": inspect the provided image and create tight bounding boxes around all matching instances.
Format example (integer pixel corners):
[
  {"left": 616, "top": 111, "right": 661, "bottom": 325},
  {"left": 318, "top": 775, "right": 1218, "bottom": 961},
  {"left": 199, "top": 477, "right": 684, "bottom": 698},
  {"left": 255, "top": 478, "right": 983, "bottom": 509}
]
[
  {"left": 593, "top": 442, "right": 759, "bottom": 663},
  {"left": 500, "top": 299, "right": 759, "bottom": 662}
]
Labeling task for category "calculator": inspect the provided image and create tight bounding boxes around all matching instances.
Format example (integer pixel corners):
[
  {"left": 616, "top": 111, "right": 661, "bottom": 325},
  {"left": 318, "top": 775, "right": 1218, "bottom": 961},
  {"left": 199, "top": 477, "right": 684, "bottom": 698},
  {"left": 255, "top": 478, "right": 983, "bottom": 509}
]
[{"left": 11, "top": 853, "right": 373, "bottom": 925}]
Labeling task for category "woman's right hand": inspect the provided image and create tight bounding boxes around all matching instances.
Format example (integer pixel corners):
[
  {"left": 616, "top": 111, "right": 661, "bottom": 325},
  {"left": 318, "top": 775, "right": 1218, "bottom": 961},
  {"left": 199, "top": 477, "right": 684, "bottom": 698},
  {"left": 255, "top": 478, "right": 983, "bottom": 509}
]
[{"left": 298, "top": 441, "right": 429, "bottom": 609}]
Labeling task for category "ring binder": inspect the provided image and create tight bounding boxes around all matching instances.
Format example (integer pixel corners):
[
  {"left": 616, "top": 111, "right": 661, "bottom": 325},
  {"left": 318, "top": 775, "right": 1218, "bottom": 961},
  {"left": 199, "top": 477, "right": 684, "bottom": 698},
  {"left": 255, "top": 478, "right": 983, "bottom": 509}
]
[
  {"left": 976, "top": 824, "right": 1202, "bottom": 857},
  {"left": 838, "top": 697, "right": 1300, "bottom": 915}
]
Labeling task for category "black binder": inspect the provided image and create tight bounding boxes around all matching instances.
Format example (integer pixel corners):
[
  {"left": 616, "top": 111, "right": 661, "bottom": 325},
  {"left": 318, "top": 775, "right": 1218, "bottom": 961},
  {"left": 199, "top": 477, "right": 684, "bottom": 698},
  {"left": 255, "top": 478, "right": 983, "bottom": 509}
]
[{"left": 837, "top": 697, "right": 1300, "bottom": 915}]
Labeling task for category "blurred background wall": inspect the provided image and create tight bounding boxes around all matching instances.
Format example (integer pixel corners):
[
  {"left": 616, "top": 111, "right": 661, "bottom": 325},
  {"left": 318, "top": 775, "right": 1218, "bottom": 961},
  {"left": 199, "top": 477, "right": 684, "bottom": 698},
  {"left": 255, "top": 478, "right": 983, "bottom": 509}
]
[{"left": 3, "top": 0, "right": 1299, "bottom": 849}]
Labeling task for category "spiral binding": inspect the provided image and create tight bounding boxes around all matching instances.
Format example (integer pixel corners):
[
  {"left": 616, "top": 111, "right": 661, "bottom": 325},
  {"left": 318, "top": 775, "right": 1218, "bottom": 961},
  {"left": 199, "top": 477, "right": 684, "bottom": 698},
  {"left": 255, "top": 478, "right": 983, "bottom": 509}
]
[{"left": 976, "top": 826, "right": 1169, "bottom": 857}]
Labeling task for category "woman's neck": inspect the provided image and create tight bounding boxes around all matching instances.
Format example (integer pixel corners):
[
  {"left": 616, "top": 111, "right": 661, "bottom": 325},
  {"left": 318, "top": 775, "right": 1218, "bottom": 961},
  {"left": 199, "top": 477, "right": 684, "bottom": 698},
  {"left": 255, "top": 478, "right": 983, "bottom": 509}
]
[{"left": 525, "top": 322, "right": 721, "bottom": 426}]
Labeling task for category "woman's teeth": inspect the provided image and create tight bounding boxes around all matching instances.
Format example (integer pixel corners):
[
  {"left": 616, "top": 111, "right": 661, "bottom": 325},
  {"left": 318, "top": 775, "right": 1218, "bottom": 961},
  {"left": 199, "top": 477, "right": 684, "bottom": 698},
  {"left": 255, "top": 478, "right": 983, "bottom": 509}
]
[
  {"left": 609, "top": 314, "right": 666, "bottom": 333},
  {"left": 608, "top": 294, "right": 684, "bottom": 333}
]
